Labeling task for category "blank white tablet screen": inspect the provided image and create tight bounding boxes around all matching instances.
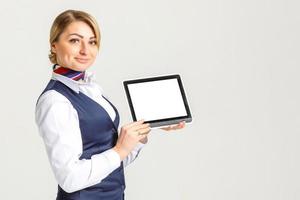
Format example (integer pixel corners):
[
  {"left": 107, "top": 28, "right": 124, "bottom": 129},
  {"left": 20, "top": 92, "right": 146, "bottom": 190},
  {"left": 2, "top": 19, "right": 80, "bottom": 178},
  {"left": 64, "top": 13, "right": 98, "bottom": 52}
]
[{"left": 127, "top": 78, "right": 187, "bottom": 121}]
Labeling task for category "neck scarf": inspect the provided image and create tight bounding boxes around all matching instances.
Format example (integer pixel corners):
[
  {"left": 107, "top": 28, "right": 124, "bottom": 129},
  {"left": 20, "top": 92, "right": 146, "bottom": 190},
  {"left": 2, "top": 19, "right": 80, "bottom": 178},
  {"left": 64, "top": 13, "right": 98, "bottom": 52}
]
[{"left": 53, "top": 64, "right": 85, "bottom": 81}]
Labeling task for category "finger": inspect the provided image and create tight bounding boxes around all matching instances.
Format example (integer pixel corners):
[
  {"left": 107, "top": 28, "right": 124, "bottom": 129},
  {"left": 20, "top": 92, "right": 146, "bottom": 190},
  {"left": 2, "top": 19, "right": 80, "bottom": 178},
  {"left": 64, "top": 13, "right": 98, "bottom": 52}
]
[
  {"left": 176, "top": 121, "right": 186, "bottom": 129},
  {"left": 161, "top": 122, "right": 184, "bottom": 131},
  {"left": 137, "top": 129, "right": 151, "bottom": 139},
  {"left": 179, "top": 121, "right": 186, "bottom": 128},
  {"left": 130, "top": 123, "right": 150, "bottom": 132},
  {"left": 172, "top": 121, "right": 186, "bottom": 129},
  {"left": 173, "top": 124, "right": 184, "bottom": 130},
  {"left": 138, "top": 133, "right": 148, "bottom": 140},
  {"left": 124, "top": 119, "right": 145, "bottom": 129},
  {"left": 136, "top": 126, "right": 151, "bottom": 135},
  {"left": 174, "top": 124, "right": 182, "bottom": 129},
  {"left": 161, "top": 125, "right": 172, "bottom": 131}
]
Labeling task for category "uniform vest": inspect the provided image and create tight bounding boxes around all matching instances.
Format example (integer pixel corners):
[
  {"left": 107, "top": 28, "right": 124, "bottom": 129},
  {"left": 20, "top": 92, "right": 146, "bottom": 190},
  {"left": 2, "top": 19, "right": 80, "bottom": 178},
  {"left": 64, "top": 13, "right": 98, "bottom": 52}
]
[{"left": 39, "top": 80, "right": 125, "bottom": 200}]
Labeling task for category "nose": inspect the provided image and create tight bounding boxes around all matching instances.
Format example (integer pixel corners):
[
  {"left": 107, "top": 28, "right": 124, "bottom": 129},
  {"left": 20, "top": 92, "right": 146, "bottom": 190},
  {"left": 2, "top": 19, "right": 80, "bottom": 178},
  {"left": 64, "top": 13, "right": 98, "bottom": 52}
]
[{"left": 79, "top": 41, "right": 88, "bottom": 55}]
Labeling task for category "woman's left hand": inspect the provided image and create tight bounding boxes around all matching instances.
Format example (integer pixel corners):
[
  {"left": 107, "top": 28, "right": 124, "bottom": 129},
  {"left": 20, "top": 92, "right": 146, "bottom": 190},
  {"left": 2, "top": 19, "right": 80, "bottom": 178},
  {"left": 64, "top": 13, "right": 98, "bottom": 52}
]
[
  {"left": 160, "top": 121, "right": 186, "bottom": 131},
  {"left": 139, "top": 121, "right": 186, "bottom": 144}
]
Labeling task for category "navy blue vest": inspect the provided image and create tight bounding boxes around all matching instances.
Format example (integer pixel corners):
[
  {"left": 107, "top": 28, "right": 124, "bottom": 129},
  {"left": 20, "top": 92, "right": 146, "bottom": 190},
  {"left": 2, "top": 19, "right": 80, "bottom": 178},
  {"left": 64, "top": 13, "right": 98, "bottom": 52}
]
[{"left": 39, "top": 80, "right": 125, "bottom": 200}]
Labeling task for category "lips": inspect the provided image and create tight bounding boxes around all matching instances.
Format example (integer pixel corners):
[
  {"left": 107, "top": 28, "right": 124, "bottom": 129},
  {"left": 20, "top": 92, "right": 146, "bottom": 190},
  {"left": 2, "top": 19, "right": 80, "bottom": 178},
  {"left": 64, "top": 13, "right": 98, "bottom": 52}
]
[{"left": 75, "top": 57, "right": 89, "bottom": 63}]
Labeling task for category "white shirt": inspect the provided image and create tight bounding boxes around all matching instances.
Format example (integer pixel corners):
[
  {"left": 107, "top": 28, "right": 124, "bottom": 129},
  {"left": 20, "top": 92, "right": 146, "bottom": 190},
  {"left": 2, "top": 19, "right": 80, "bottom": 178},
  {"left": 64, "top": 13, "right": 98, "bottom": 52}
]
[{"left": 35, "top": 71, "right": 144, "bottom": 193}]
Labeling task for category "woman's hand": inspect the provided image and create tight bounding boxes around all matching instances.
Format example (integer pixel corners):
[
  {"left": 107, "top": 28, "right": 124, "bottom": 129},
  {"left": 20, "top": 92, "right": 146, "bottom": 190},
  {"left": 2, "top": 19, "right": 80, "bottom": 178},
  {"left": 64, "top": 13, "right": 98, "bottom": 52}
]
[
  {"left": 160, "top": 121, "right": 186, "bottom": 131},
  {"left": 113, "top": 120, "right": 151, "bottom": 160}
]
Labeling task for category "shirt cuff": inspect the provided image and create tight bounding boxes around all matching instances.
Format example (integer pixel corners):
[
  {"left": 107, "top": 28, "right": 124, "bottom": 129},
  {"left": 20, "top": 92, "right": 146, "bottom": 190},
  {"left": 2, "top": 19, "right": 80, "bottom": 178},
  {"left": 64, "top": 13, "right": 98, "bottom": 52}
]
[
  {"left": 89, "top": 149, "right": 121, "bottom": 183},
  {"left": 101, "top": 149, "right": 121, "bottom": 169},
  {"left": 136, "top": 142, "right": 145, "bottom": 151}
]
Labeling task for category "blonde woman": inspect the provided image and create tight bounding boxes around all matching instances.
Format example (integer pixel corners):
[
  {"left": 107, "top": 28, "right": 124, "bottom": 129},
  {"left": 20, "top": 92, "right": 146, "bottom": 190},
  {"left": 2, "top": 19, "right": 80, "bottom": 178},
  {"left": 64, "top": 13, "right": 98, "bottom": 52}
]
[{"left": 35, "top": 10, "right": 185, "bottom": 200}]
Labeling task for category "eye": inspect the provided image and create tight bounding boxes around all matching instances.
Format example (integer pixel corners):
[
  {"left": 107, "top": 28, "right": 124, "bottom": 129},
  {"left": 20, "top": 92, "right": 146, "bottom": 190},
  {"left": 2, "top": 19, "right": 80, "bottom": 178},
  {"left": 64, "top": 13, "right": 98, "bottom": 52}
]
[
  {"left": 89, "top": 40, "right": 97, "bottom": 45},
  {"left": 69, "top": 38, "right": 80, "bottom": 43}
]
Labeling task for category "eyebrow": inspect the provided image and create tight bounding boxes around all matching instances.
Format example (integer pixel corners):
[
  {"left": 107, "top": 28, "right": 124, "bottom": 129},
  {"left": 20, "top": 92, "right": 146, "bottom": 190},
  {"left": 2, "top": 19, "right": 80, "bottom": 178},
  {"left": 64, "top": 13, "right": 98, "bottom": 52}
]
[{"left": 68, "top": 33, "right": 96, "bottom": 39}]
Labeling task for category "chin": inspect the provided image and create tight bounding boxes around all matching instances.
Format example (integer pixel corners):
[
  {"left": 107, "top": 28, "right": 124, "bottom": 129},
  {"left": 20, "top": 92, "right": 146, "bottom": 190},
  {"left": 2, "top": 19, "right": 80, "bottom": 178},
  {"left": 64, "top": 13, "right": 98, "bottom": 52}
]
[{"left": 72, "top": 63, "right": 91, "bottom": 72}]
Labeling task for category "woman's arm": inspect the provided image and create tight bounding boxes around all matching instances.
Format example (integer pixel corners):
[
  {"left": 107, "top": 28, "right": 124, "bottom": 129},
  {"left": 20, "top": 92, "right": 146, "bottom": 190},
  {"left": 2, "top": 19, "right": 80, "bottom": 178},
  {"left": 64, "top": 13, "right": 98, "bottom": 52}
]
[
  {"left": 122, "top": 142, "right": 145, "bottom": 167},
  {"left": 35, "top": 91, "right": 121, "bottom": 193}
]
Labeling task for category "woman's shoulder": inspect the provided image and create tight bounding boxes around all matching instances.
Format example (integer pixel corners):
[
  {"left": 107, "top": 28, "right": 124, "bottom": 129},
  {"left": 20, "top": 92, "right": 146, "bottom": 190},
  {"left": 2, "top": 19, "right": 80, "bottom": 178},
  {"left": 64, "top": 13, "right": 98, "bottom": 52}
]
[
  {"left": 36, "top": 89, "right": 71, "bottom": 110},
  {"left": 35, "top": 89, "right": 75, "bottom": 127}
]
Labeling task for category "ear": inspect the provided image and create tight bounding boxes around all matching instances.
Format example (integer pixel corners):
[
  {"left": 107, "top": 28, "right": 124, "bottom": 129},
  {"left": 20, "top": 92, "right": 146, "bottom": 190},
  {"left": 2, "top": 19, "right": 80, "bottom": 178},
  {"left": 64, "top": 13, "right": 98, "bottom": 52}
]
[{"left": 51, "top": 42, "right": 57, "bottom": 54}]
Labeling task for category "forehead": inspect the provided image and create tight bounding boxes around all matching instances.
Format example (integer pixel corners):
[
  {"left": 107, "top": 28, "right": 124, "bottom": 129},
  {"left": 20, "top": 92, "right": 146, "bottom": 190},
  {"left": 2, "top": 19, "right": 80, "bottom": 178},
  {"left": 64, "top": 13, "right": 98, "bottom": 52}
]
[{"left": 63, "top": 21, "right": 95, "bottom": 37}]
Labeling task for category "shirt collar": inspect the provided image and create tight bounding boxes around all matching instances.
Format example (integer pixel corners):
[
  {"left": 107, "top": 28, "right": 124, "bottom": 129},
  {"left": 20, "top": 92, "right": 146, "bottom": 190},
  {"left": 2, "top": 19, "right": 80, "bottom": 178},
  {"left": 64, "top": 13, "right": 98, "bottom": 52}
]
[{"left": 52, "top": 70, "right": 96, "bottom": 93}]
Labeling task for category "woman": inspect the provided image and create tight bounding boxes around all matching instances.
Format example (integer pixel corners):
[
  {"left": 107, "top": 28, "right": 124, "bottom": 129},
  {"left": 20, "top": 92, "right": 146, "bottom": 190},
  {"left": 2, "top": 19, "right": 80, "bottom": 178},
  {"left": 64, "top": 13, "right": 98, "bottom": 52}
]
[{"left": 35, "top": 9, "right": 185, "bottom": 200}]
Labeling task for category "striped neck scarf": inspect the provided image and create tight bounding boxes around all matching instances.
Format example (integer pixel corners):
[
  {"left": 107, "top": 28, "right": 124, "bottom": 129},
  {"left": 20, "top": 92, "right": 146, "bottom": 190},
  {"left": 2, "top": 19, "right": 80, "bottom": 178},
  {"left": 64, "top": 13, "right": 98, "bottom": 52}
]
[{"left": 53, "top": 64, "right": 85, "bottom": 81}]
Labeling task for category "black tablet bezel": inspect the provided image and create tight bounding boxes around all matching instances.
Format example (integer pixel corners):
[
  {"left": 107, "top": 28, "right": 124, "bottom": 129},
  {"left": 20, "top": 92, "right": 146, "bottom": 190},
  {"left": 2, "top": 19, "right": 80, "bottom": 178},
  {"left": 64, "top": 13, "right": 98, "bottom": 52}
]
[{"left": 123, "top": 74, "right": 192, "bottom": 128}]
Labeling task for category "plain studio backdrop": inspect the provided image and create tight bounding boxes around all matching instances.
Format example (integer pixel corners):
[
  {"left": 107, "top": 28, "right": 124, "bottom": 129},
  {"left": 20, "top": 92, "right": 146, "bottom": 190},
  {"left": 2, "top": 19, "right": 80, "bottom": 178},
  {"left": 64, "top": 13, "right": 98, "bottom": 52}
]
[{"left": 0, "top": 0, "right": 299, "bottom": 199}]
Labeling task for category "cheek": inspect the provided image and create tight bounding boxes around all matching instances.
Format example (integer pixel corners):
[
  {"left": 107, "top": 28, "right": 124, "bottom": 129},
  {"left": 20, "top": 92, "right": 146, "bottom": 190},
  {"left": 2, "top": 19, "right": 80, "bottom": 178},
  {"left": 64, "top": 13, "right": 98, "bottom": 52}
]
[
  {"left": 58, "top": 44, "right": 77, "bottom": 57},
  {"left": 90, "top": 48, "right": 98, "bottom": 58},
  {"left": 56, "top": 47, "right": 78, "bottom": 65}
]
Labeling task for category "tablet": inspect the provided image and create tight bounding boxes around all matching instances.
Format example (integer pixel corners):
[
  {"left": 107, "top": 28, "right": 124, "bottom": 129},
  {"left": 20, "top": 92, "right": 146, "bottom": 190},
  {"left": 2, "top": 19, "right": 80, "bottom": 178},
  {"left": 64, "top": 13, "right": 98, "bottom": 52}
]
[{"left": 123, "top": 74, "right": 192, "bottom": 128}]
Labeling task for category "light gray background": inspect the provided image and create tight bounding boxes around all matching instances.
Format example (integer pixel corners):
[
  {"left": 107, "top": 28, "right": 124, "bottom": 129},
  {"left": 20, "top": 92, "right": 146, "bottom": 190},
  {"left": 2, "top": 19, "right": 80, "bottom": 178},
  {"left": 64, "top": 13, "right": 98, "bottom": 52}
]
[{"left": 1, "top": 0, "right": 299, "bottom": 199}]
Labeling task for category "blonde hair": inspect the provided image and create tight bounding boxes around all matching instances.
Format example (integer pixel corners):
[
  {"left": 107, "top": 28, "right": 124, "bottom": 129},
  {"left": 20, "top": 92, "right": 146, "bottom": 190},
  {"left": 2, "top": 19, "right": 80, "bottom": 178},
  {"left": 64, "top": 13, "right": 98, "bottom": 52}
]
[{"left": 49, "top": 10, "right": 101, "bottom": 64}]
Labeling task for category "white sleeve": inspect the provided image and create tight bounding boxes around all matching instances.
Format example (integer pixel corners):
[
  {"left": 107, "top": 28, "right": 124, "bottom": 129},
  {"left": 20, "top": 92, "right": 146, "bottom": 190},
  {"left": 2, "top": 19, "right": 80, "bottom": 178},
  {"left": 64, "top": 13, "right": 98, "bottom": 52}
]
[
  {"left": 35, "top": 90, "right": 121, "bottom": 193},
  {"left": 122, "top": 142, "right": 145, "bottom": 167}
]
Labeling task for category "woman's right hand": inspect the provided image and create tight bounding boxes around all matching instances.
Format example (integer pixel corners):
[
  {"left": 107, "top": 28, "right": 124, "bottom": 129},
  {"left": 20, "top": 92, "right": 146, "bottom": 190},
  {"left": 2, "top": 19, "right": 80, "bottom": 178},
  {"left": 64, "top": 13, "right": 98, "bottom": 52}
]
[{"left": 113, "top": 120, "right": 151, "bottom": 161}]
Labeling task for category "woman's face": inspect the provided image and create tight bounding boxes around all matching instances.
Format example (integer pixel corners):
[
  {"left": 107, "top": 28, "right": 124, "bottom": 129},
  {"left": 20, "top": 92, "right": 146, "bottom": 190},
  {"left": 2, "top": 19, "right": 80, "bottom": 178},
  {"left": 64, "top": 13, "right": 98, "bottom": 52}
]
[{"left": 51, "top": 21, "right": 99, "bottom": 71}]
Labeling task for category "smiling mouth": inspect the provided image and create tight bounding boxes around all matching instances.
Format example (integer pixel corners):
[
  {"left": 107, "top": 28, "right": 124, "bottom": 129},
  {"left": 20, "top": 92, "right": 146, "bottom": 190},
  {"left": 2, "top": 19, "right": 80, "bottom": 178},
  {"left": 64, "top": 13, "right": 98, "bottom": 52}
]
[{"left": 75, "top": 58, "right": 89, "bottom": 63}]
